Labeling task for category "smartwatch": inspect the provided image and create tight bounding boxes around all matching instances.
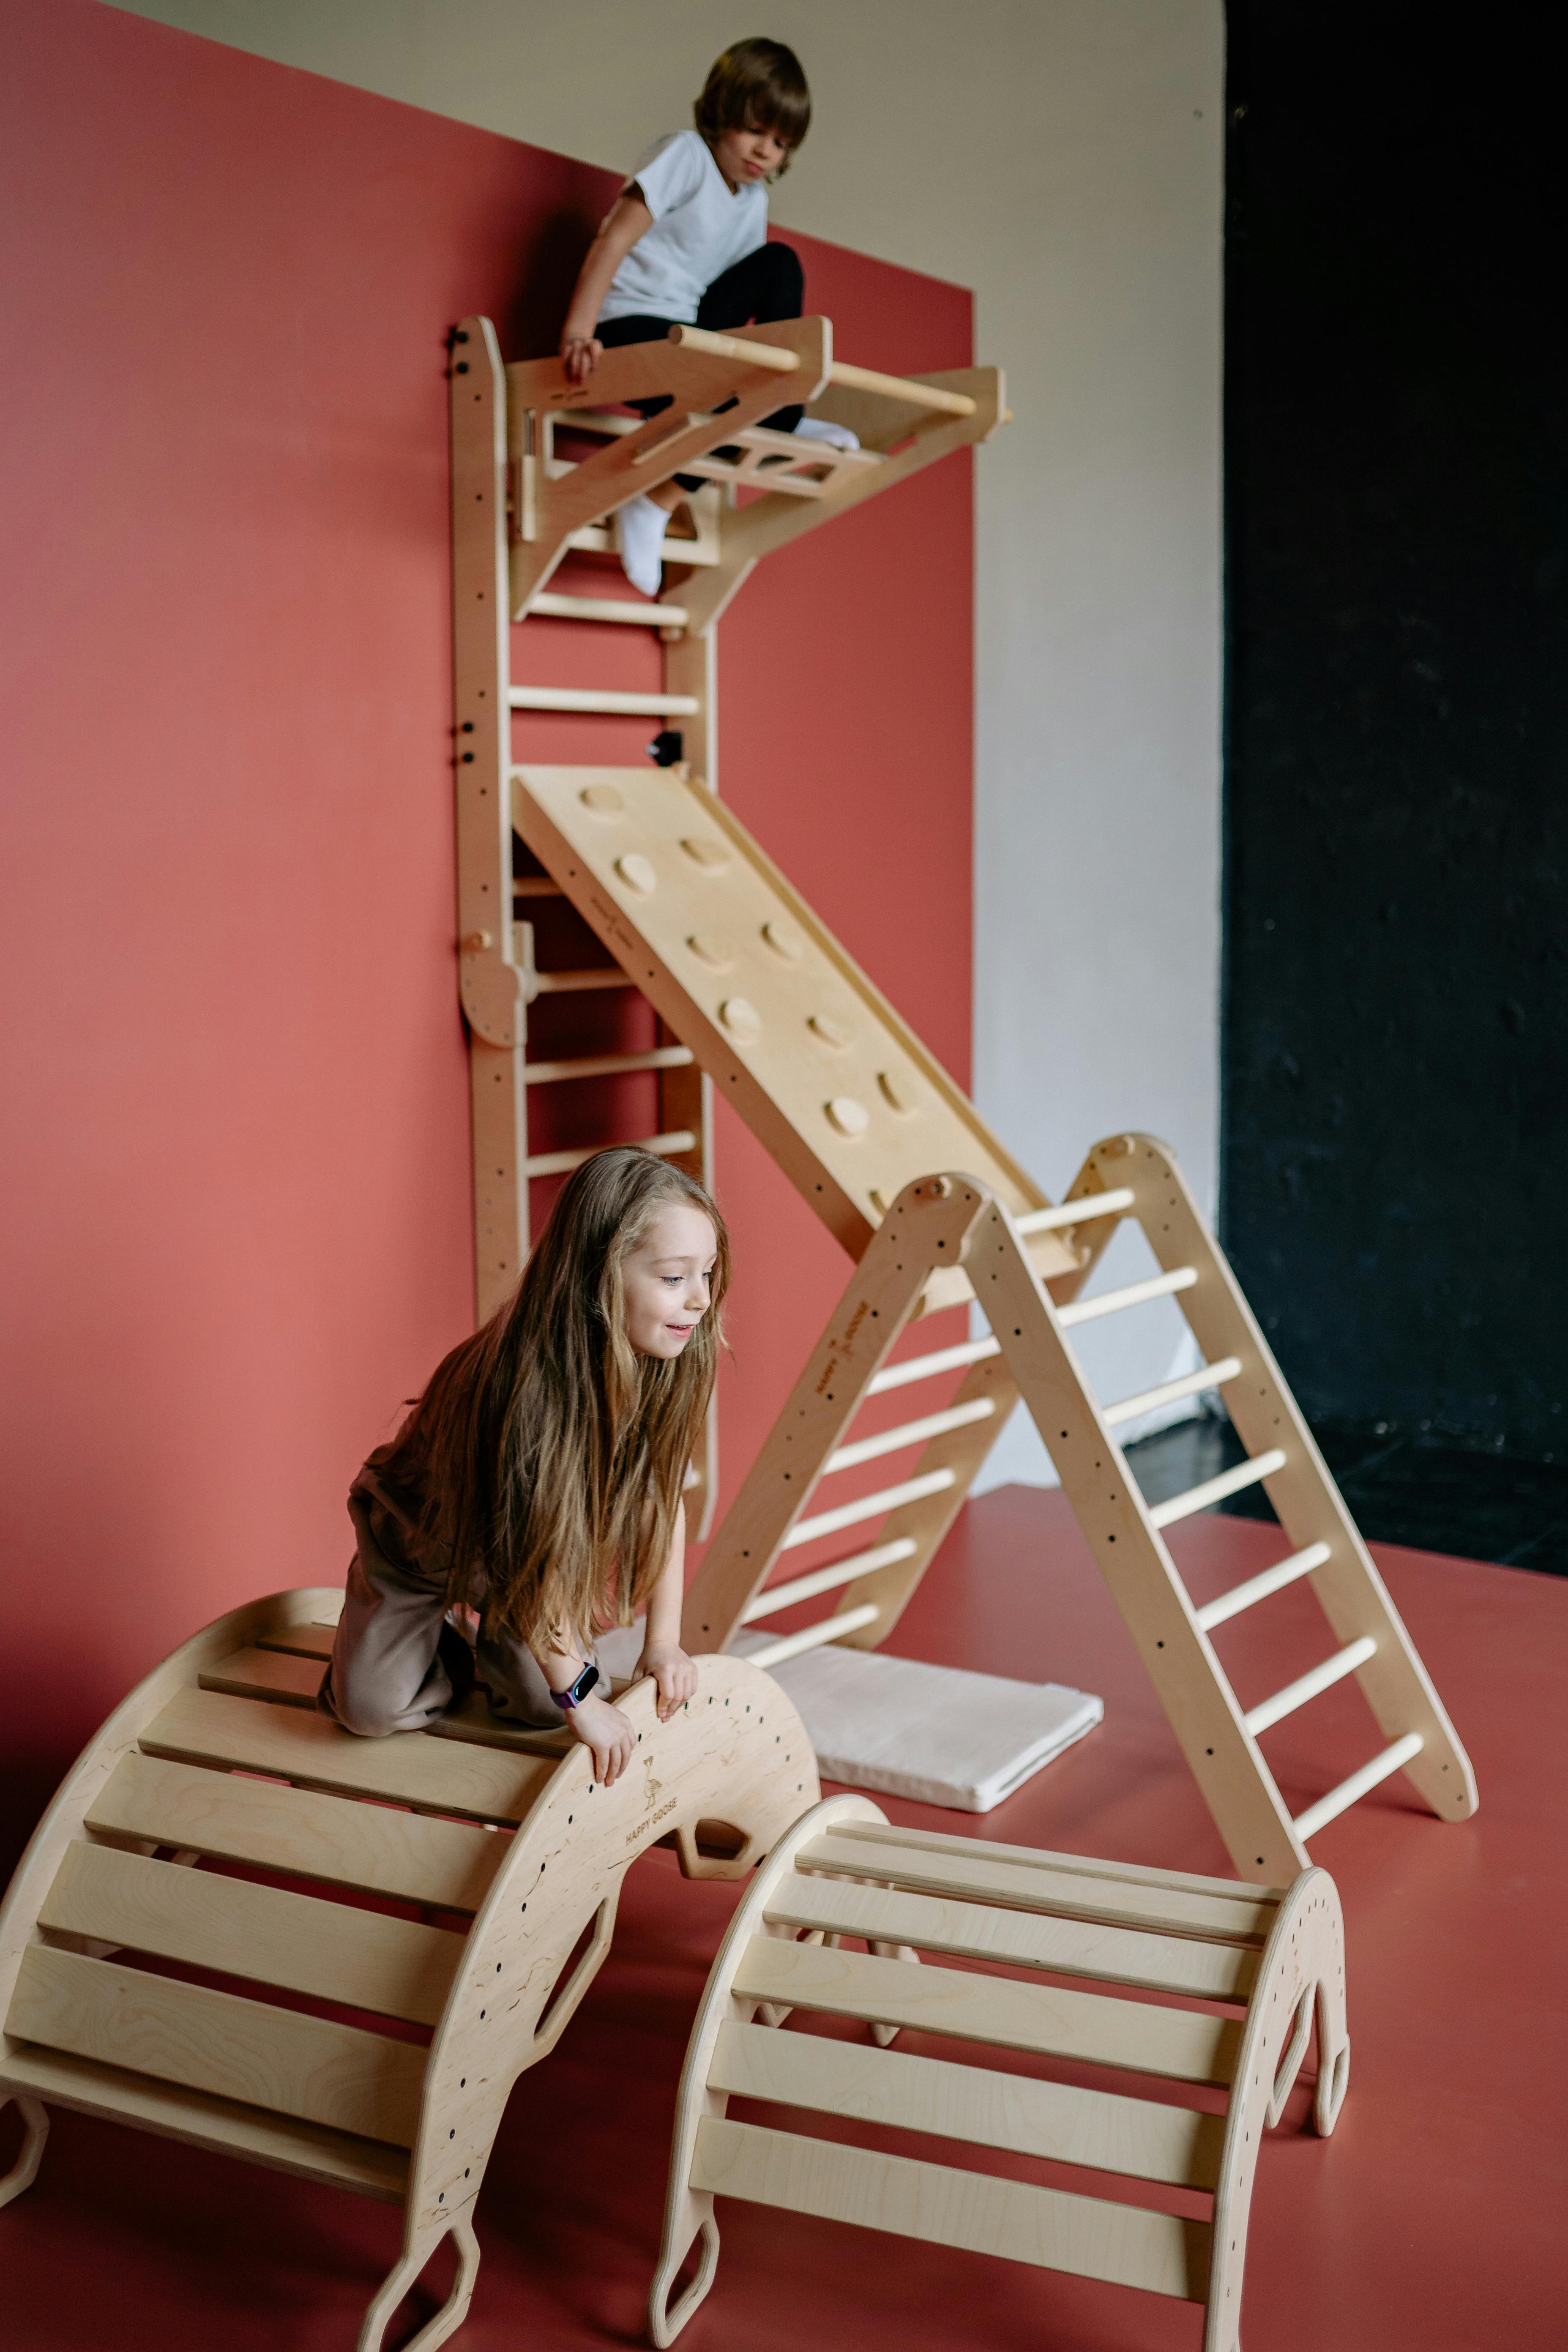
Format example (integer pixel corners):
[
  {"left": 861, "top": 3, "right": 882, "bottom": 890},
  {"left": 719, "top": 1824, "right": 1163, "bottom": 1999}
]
[{"left": 550, "top": 1661, "right": 600, "bottom": 1712}]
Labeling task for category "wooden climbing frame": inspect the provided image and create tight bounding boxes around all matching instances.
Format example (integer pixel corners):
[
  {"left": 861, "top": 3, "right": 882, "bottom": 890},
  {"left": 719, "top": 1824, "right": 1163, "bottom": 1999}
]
[
  {"left": 0, "top": 1589, "right": 817, "bottom": 2351},
  {"left": 649, "top": 1792, "right": 1350, "bottom": 2351}
]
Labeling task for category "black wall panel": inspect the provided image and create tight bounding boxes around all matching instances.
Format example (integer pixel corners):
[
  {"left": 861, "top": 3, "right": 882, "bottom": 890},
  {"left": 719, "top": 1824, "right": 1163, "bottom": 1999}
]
[{"left": 1222, "top": 6, "right": 1566, "bottom": 1457}]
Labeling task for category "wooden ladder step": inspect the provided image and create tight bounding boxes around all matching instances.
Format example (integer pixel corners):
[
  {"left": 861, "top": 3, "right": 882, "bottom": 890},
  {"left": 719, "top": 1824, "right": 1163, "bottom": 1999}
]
[
  {"left": 689, "top": 2115, "right": 1211, "bottom": 2301},
  {"left": 507, "top": 686, "right": 699, "bottom": 717},
  {"left": 0, "top": 2044, "right": 410, "bottom": 2201},
  {"left": 530, "top": 592, "right": 689, "bottom": 628},
  {"left": 708, "top": 2019, "right": 1226, "bottom": 2189},
  {"left": 200, "top": 1646, "right": 320, "bottom": 1706},
  {"left": 762, "top": 1872, "right": 1257, "bottom": 2003},
  {"left": 8, "top": 1946, "right": 426, "bottom": 2146},
  {"left": 799, "top": 1832, "right": 1276, "bottom": 1944},
  {"left": 142, "top": 1688, "right": 556, "bottom": 1825},
  {"left": 86, "top": 1751, "right": 508, "bottom": 1913},
  {"left": 39, "top": 1841, "right": 463, "bottom": 2027},
  {"left": 731, "top": 1939, "right": 1240, "bottom": 2086}
]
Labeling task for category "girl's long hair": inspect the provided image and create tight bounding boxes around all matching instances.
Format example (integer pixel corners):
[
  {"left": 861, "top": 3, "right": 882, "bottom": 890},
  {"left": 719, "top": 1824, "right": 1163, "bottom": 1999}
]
[{"left": 378, "top": 1148, "right": 728, "bottom": 1645}]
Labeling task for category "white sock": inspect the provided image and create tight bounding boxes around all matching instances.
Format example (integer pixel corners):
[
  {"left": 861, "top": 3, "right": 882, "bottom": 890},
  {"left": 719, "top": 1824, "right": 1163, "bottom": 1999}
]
[
  {"left": 794, "top": 416, "right": 860, "bottom": 451},
  {"left": 615, "top": 494, "right": 670, "bottom": 596}
]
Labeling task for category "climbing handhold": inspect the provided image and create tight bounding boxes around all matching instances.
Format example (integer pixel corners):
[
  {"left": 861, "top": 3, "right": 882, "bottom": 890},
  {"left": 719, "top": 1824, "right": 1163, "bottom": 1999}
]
[{"left": 615, "top": 853, "right": 657, "bottom": 894}]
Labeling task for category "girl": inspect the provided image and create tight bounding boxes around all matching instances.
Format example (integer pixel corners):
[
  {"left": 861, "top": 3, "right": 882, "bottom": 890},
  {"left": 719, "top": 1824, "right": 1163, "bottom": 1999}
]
[
  {"left": 558, "top": 35, "right": 857, "bottom": 595},
  {"left": 321, "top": 1147, "right": 726, "bottom": 1789}
]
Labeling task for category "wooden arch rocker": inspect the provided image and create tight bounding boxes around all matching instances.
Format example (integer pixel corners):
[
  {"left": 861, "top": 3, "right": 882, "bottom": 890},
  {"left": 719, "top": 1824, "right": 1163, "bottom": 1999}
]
[{"left": 0, "top": 1587, "right": 817, "bottom": 2350}]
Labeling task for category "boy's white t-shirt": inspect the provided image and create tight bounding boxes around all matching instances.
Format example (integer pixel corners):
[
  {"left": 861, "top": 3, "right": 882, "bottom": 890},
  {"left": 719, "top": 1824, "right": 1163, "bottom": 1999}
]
[{"left": 598, "top": 130, "right": 767, "bottom": 325}]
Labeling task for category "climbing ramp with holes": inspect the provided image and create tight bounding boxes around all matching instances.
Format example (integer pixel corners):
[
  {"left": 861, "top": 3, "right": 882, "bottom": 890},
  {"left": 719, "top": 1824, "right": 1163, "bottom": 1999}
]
[
  {"left": 0, "top": 1589, "right": 816, "bottom": 2350},
  {"left": 647, "top": 1792, "right": 1351, "bottom": 2352}
]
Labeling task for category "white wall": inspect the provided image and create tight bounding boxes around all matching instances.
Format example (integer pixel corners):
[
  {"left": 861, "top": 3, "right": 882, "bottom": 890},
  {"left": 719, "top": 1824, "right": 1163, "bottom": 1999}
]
[{"left": 112, "top": 0, "right": 1225, "bottom": 1485}]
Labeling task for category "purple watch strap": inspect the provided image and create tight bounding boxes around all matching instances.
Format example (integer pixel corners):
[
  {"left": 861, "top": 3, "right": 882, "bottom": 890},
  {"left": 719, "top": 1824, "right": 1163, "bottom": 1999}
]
[{"left": 551, "top": 1661, "right": 600, "bottom": 1710}]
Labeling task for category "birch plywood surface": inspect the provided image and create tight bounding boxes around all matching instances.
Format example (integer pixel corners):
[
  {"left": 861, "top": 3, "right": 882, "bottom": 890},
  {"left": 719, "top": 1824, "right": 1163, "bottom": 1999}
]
[{"left": 512, "top": 766, "right": 1072, "bottom": 1268}]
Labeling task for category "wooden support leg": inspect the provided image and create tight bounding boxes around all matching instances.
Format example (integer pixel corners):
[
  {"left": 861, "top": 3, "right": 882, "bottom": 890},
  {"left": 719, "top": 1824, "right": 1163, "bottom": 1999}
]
[
  {"left": 356, "top": 2215, "right": 482, "bottom": 2352},
  {"left": 647, "top": 2209, "right": 721, "bottom": 2350},
  {"left": 0, "top": 2095, "right": 49, "bottom": 2211}
]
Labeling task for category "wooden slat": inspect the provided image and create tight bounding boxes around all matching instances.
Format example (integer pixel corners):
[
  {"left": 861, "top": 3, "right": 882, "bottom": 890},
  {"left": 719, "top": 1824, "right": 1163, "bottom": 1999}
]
[
  {"left": 763, "top": 1874, "right": 1255, "bottom": 2003},
  {"left": 200, "top": 1647, "right": 321, "bottom": 1706},
  {"left": 708, "top": 2021, "right": 1225, "bottom": 2189},
  {"left": 0, "top": 2045, "right": 408, "bottom": 2202},
  {"left": 691, "top": 2116, "right": 1211, "bottom": 2300},
  {"left": 732, "top": 1940, "right": 1238, "bottom": 2086},
  {"left": 800, "top": 1833, "right": 1273, "bottom": 1944},
  {"left": 40, "top": 1842, "right": 463, "bottom": 2027},
  {"left": 86, "top": 1753, "right": 508, "bottom": 1913},
  {"left": 824, "top": 1822, "right": 1281, "bottom": 1909},
  {"left": 8, "top": 1947, "right": 426, "bottom": 2147},
  {"left": 141, "top": 1688, "right": 556, "bottom": 1825},
  {"left": 254, "top": 1623, "right": 337, "bottom": 1661}
]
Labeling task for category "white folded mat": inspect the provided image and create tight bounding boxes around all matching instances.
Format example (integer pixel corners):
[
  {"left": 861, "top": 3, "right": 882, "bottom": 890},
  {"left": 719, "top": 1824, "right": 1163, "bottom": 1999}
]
[{"left": 597, "top": 1625, "right": 1102, "bottom": 1814}]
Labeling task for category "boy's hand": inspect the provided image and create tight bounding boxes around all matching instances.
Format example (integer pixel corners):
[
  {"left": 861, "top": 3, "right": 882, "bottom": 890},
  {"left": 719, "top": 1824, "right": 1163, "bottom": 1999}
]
[
  {"left": 565, "top": 1691, "right": 635, "bottom": 1786},
  {"left": 637, "top": 1642, "right": 698, "bottom": 1721},
  {"left": 561, "top": 332, "right": 602, "bottom": 386}
]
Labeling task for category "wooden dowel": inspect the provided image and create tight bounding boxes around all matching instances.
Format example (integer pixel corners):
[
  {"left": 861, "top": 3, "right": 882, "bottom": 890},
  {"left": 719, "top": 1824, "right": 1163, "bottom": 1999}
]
[
  {"left": 865, "top": 1337, "right": 1001, "bottom": 1396},
  {"left": 1013, "top": 1189, "right": 1136, "bottom": 1235},
  {"left": 523, "top": 1045, "right": 693, "bottom": 1085},
  {"left": 514, "top": 877, "right": 564, "bottom": 898},
  {"left": 1101, "top": 1357, "right": 1243, "bottom": 1429},
  {"left": 667, "top": 323, "right": 801, "bottom": 373},
  {"left": 1243, "top": 1637, "right": 1378, "bottom": 1737},
  {"left": 1057, "top": 1267, "right": 1198, "bottom": 1329},
  {"left": 781, "top": 1470, "right": 957, "bottom": 1552},
  {"left": 530, "top": 592, "right": 691, "bottom": 628},
  {"left": 508, "top": 686, "right": 699, "bottom": 716},
  {"left": 1194, "top": 1542, "right": 1332, "bottom": 1632},
  {"left": 1293, "top": 1732, "right": 1424, "bottom": 1841},
  {"left": 745, "top": 1605, "right": 880, "bottom": 1671},
  {"left": 522, "top": 1130, "right": 695, "bottom": 1179},
  {"left": 739, "top": 1540, "right": 918, "bottom": 1624},
  {"left": 1147, "top": 1448, "right": 1287, "bottom": 1530},
  {"left": 531, "top": 967, "right": 635, "bottom": 995},
  {"left": 822, "top": 1398, "right": 996, "bottom": 1476},
  {"left": 826, "top": 360, "right": 977, "bottom": 417}
]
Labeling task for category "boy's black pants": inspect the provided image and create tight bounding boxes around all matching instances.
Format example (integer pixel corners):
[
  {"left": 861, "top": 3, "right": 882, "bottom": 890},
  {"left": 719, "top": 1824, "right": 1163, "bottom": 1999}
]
[{"left": 597, "top": 241, "right": 806, "bottom": 484}]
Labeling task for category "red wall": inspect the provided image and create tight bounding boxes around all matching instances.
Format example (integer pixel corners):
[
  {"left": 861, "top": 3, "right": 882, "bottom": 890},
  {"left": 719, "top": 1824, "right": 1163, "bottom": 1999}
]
[{"left": 0, "top": 0, "right": 974, "bottom": 1851}]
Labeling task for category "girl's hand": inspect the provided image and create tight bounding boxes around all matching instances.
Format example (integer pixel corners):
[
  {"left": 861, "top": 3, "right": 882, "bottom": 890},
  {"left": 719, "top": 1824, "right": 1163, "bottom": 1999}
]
[
  {"left": 566, "top": 1692, "right": 636, "bottom": 1786},
  {"left": 637, "top": 1641, "right": 699, "bottom": 1722},
  {"left": 560, "top": 331, "right": 602, "bottom": 386}
]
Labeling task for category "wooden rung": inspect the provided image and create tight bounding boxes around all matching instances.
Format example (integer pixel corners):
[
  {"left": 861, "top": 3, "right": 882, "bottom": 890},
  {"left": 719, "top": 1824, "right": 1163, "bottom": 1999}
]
[
  {"left": 744, "top": 1606, "right": 880, "bottom": 1672},
  {"left": 8, "top": 1946, "right": 426, "bottom": 2148},
  {"left": 254, "top": 1622, "right": 337, "bottom": 1660},
  {"left": 1195, "top": 1541, "right": 1333, "bottom": 1632},
  {"left": 707, "top": 2020, "right": 1226, "bottom": 2191},
  {"left": 821, "top": 1397, "right": 996, "bottom": 1476},
  {"left": 141, "top": 1688, "right": 556, "bottom": 1826},
  {"left": 826, "top": 361, "right": 978, "bottom": 418},
  {"left": 739, "top": 1540, "right": 917, "bottom": 1624},
  {"left": 507, "top": 686, "right": 699, "bottom": 717},
  {"left": 799, "top": 1832, "right": 1275, "bottom": 1943},
  {"left": 1147, "top": 1447, "right": 1288, "bottom": 1530},
  {"left": 522, "top": 1129, "right": 696, "bottom": 1180},
  {"left": 1057, "top": 1267, "right": 1198, "bottom": 1329},
  {"left": 0, "top": 2045, "right": 410, "bottom": 2203},
  {"left": 1292, "top": 1732, "right": 1425, "bottom": 1841},
  {"left": 1013, "top": 1189, "right": 1135, "bottom": 1235},
  {"left": 39, "top": 1841, "right": 464, "bottom": 2027},
  {"left": 762, "top": 1874, "right": 1257, "bottom": 2003},
  {"left": 86, "top": 1751, "right": 508, "bottom": 1913},
  {"left": 1243, "top": 1636, "right": 1378, "bottom": 1737},
  {"left": 530, "top": 592, "right": 690, "bottom": 628},
  {"left": 1101, "top": 1357, "right": 1243, "bottom": 1429},
  {"left": 690, "top": 2116, "right": 1210, "bottom": 2300},
  {"left": 524, "top": 1044, "right": 694, "bottom": 1085},
  {"left": 731, "top": 1940, "right": 1239, "bottom": 2085},
  {"left": 667, "top": 323, "right": 800, "bottom": 374},
  {"left": 780, "top": 1469, "right": 956, "bottom": 1552},
  {"left": 513, "top": 875, "right": 564, "bottom": 897},
  {"left": 865, "top": 1336, "right": 1000, "bottom": 1397},
  {"left": 200, "top": 1647, "right": 320, "bottom": 1707},
  {"left": 823, "top": 1822, "right": 1284, "bottom": 1908},
  {"left": 531, "top": 966, "right": 635, "bottom": 994}
]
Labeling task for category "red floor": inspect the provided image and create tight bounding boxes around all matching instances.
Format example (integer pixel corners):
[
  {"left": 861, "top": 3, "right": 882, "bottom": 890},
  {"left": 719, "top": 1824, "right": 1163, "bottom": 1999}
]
[{"left": 4, "top": 1488, "right": 1566, "bottom": 2350}]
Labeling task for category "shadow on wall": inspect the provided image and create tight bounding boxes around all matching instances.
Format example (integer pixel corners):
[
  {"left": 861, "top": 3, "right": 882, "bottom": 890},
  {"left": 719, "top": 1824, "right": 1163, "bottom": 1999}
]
[{"left": 501, "top": 201, "right": 599, "bottom": 358}]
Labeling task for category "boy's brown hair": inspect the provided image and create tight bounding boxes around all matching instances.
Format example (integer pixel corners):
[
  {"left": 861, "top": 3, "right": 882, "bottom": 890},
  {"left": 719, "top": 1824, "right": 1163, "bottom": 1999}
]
[{"left": 694, "top": 37, "right": 811, "bottom": 172}]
